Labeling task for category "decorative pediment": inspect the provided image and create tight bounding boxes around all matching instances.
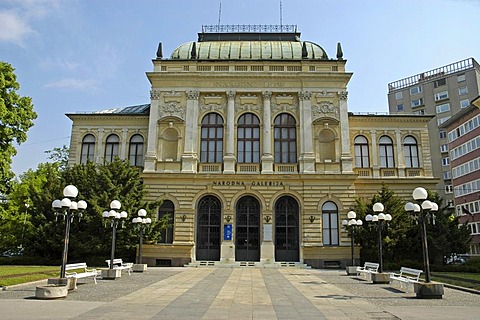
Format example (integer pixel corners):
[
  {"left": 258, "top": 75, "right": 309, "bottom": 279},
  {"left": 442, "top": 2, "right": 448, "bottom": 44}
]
[
  {"left": 164, "top": 90, "right": 183, "bottom": 103},
  {"left": 312, "top": 101, "right": 339, "bottom": 121},
  {"left": 239, "top": 93, "right": 258, "bottom": 105},
  {"left": 275, "top": 94, "right": 294, "bottom": 105},
  {"left": 203, "top": 94, "right": 223, "bottom": 105}
]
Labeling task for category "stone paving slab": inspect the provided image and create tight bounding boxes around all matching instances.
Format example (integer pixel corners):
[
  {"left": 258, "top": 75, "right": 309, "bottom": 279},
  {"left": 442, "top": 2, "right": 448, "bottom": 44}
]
[{"left": 1, "top": 267, "right": 479, "bottom": 319}]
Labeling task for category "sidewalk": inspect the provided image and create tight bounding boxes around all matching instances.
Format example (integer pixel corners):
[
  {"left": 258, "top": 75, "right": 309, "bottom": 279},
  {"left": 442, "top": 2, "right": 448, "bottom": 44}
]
[{"left": 1, "top": 267, "right": 479, "bottom": 319}]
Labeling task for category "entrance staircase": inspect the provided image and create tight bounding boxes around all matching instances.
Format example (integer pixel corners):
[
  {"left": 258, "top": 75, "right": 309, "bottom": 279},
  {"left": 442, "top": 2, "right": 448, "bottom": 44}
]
[{"left": 184, "top": 261, "right": 311, "bottom": 269}]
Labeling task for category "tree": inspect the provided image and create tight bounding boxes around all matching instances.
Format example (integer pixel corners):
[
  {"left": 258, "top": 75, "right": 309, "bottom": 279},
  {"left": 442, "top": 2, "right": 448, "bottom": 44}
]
[
  {"left": 0, "top": 61, "right": 37, "bottom": 193},
  {"left": 45, "top": 145, "right": 69, "bottom": 171}
]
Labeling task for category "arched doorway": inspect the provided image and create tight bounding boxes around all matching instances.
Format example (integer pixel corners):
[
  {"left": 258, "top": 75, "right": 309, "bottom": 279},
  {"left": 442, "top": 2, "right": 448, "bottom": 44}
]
[
  {"left": 235, "top": 196, "right": 260, "bottom": 261},
  {"left": 274, "top": 196, "right": 299, "bottom": 261},
  {"left": 196, "top": 196, "right": 221, "bottom": 261}
]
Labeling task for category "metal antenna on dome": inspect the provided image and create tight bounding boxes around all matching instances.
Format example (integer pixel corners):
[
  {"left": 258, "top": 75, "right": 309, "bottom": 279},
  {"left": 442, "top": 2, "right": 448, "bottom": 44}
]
[{"left": 280, "top": 1, "right": 283, "bottom": 27}]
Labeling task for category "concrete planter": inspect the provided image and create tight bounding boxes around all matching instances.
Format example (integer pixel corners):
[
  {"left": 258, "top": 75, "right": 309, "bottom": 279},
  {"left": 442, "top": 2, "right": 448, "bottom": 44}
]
[
  {"left": 101, "top": 268, "right": 122, "bottom": 280},
  {"left": 371, "top": 272, "right": 390, "bottom": 284},
  {"left": 35, "top": 284, "right": 68, "bottom": 299},
  {"left": 47, "top": 277, "right": 77, "bottom": 290},
  {"left": 133, "top": 264, "right": 148, "bottom": 273},
  {"left": 346, "top": 266, "right": 358, "bottom": 275},
  {"left": 414, "top": 282, "right": 444, "bottom": 299}
]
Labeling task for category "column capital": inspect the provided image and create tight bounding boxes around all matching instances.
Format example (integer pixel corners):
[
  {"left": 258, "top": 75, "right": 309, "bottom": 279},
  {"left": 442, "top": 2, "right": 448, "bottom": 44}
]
[
  {"left": 186, "top": 90, "right": 199, "bottom": 100},
  {"left": 150, "top": 89, "right": 160, "bottom": 100},
  {"left": 299, "top": 91, "right": 312, "bottom": 100},
  {"left": 262, "top": 91, "right": 272, "bottom": 100},
  {"left": 339, "top": 91, "right": 348, "bottom": 100},
  {"left": 227, "top": 90, "right": 236, "bottom": 100}
]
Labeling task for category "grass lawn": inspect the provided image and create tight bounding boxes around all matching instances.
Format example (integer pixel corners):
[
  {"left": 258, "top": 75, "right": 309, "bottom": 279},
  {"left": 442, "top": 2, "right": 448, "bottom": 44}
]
[
  {"left": 431, "top": 272, "right": 480, "bottom": 291},
  {"left": 0, "top": 266, "right": 59, "bottom": 287}
]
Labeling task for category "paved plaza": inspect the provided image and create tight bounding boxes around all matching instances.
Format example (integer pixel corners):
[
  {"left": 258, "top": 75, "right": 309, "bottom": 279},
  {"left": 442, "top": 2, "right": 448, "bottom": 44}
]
[{"left": 1, "top": 267, "right": 480, "bottom": 319}]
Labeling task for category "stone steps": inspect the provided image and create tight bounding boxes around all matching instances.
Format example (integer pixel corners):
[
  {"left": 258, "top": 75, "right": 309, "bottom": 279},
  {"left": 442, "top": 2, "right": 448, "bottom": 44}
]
[{"left": 184, "top": 261, "right": 311, "bottom": 269}]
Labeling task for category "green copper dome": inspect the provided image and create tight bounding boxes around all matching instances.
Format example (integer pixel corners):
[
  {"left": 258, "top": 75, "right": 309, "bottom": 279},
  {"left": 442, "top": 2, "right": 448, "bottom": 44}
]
[{"left": 170, "top": 40, "right": 328, "bottom": 60}]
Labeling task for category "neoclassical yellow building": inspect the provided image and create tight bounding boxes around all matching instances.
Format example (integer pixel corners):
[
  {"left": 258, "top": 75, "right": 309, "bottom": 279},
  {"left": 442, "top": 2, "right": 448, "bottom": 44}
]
[{"left": 67, "top": 25, "right": 438, "bottom": 268}]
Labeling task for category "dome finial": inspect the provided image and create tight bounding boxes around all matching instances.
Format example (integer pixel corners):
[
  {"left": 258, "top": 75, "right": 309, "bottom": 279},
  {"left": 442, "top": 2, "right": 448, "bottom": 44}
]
[
  {"left": 336, "top": 42, "right": 343, "bottom": 60},
  {"left": 190, "top": 42, "right": 197, "bottom": 59},
  {"left": 156, "top": 42, "right": 163, "bottom": 59}
]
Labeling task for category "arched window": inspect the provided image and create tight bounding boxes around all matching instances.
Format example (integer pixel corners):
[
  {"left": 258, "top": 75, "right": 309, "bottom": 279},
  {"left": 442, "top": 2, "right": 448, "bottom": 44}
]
[
  {"left": 128, "top": 134, "right": 144, "bottom": 167},
  {"left": 237, "top": 113, "right": 260, "bottom": 163},
  {"left": 322, "top": 201, "right": 339, "bottom": 246},
  {"left": 200, "top": 113, "right": 224, "bottom": 163},
  {"left": 379, "top": 136, "right": 394, "bottom": 168},
  {"left": 404, "top": 136, "right": 419, "bottom": 168},
  {"left": 80, "top": 134, "right": 95, "bottom": 164},
  {"left": 274, "top": 113, "right": 297, "bottom": 163},
  {"left": 104, "top": 134, "right": 120, "bottom": 163},
  {"left": 158, "top": 200, "right": 174, "bottom": 244},
  {"left": 354, "top": 136, "right": 369, "bottom": 168}
]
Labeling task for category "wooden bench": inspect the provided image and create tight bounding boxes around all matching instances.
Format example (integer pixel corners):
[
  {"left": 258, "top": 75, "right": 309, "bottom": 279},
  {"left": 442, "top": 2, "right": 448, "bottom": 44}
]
[
  {"left": 356, "top": 262, "right": 379, "bottom": 280},
  {"left": 105, "top": 258, "right": 133, "bottom": 275},
  {"left": 389, "top": 267, "right": 423, "bottom": 293},
  {"left": 65, "top": 262, "right": 98, "bottom": 284}
]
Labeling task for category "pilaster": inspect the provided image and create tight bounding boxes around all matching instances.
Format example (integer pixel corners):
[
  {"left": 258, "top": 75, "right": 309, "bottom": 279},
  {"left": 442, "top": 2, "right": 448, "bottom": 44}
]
[
  {"left": 261, "top": 91, "right": 274, "bottom": 173},
  {"left": 339, "top": 91, "right": 353, "bottom": 173},
  {"left": 181, "top": 90, "right": 199, "bottom": 173},
  {"left": 223, "top": 90, "right": 236, "bottom": 174}
]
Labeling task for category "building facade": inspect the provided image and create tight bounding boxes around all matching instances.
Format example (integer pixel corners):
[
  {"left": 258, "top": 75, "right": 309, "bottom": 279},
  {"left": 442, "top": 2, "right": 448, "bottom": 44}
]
[
  {"left": 441, "top": 97, "right": 480, "bottom": 256},
  {"left": 67, "top": 25, "right": 437, "bottom": 268},
  {"left": 387, "top": 58, "right": 480, "bottom": 208}
]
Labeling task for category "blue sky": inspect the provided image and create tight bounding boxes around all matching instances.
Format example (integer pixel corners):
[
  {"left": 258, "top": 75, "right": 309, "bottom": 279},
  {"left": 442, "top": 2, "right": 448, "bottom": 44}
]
[{"left": 1, "top": 0, "right": 479, "bottom": 176}]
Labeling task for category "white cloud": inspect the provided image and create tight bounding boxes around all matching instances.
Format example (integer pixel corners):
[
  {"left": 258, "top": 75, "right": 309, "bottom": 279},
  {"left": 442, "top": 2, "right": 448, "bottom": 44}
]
[
  {"left": 0, "top": 11, "right": 33, "bottom": 43},
  {"left": 44, "top": 78, "right": 97, "bottom": 91}
]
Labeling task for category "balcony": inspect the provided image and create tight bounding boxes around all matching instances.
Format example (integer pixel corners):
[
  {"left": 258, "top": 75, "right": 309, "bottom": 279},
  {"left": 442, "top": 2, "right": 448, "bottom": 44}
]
[
  {"left": 274, "top": 163, "right": 298, "bottom": 173},
  {"left": 237, "top": 163, "right": 260, "bottom": 173}
]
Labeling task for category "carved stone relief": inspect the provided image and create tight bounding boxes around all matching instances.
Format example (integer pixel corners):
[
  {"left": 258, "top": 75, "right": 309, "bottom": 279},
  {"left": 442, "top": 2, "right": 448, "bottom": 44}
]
[
  {"left": 159, "top": 102, "right": 186, "bottom": 120},
  {"left": 312, "top": 101, "right": 339, "bottom": 121}
]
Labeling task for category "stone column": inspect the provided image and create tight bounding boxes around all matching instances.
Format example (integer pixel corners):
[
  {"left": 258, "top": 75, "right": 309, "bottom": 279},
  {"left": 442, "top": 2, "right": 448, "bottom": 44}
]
[
  {"left": 144, "top": 89, "right": 160, "bottom": 172},
  {"left": 396, "top": 129, "right": 406, "bottom": 177},
  {"left": 261, "top": 91, "right": 274, "bottom": 174},
  {"left": 120, "top": 128, "right": 128, "bottom": 160},
  {"left": 181, "top": 90, "right": 199, "bottom": 173},
  {"left": 370, "top": 130, "right": 380, "bottom": 178},
  {"left": 96, "top": 128, "right": 104, "bottom": 164},
  {"left": 299, "top": 91, "right": 315, "bottom": 173},
  {"left": 223, "top": 90, "right": 236, "bottom": 174},
  {"left": 338, "top": 91, "right": 353, "bottom": 173}
]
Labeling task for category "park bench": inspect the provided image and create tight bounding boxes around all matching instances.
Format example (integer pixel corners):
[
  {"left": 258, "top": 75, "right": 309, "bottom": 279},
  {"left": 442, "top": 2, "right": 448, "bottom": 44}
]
[
  {"left": 105, "top": 258, "right": 133, "bottom": 275},
  {"left": 389, "top": 267, "right": 423, "bottom": 293},
  {"left": 356, "top": 262, "right": 379, "bottom": 280},
  {"left": 65, "top": 262, "right": 98, "bottom": 285}
]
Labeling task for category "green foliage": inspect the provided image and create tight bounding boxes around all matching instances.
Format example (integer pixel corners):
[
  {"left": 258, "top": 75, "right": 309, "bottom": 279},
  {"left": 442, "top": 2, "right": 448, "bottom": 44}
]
[
  {"left": 352, "top": 183, "right": 471, "bottom": 269},
  {"left": 44, "top": 145, "right": 69, "bottom": 171},
  {"left": 2, "top": 158, "right": 164, "bottom": 265},
  {"left": 0, "top": 61, "right": 37, "bottom": 193}
]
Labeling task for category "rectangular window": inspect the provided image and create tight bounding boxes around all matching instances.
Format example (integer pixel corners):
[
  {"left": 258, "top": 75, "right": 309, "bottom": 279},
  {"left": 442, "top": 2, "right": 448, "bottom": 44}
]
[
  {"left": 411, "top": 98, "right": 423, "bottom": 107},
  {"left": 440, "top": 144, "right": 448, "bottom": 153},
  {"left": 436, "top": 103, "right": 450, "bottom": 114},
  {"left": 439, "top": 130, "right": 447, "bottom": 139},
  {"left": 457, "top": 74, "right": 466, "bottom": 82},
  {"left": 459, "top": 86, "right": 468, "bottom": 95},
  {"left": 460, "top": 99, "right": 470, "bottom": 108},
  {"left": 410, "top": 86, "right": 422, "bottom": 95},
  {"left": 445, "top": 185, "right": 453, "bottom": 193},
  {"left": 442, "top": 157, "right": 450, "bottom": 166},
  {"left": 412, "top": 109, "right": 425, "bottom": 115},
  {"left": 434, "top": 78, "right": 447, "bottom": 88},
  {"left": 434, "top": 91, "right": 449, "bottom": 101},
  {"left": 443, "top": 171, "right": 451, "bottom": 180},
  {"left": 396, "top": 104, "right": 404, "bottom": 111},
  {"left": 395, "top": 92, "right": 403, "bottom": 100}
]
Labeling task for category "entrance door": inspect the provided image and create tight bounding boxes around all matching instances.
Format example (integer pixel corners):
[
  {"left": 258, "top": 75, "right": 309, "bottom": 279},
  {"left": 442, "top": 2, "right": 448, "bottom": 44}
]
[
  {"left": 274, "top": 196, "right": 299, "bottom": 261},
  {"left": 196, "top": 196, "right": 221, "bottom": 261},
  {"left": 235, "top": 196, "right": 260, "bottom": 261}
]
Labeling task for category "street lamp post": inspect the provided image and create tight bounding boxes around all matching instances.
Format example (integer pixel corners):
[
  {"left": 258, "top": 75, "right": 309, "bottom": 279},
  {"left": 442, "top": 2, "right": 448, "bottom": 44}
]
[
  {"left": 342, "top": 211, "right": 363, "bottom": 266},
  {"left": 51, "top": 185, "right": 87, "bottom": 279},
  {"left": 132, "top": 209, "right": 152, "bottom": 272},
  {"left": 102, "top": 200, "right": 127, "bottom": 279},
  {"left": 365, "top": 202, "right": 392, "bottom": 283},
  {"left": 405, "top": 187, "right": 444, "bottom": 298}
]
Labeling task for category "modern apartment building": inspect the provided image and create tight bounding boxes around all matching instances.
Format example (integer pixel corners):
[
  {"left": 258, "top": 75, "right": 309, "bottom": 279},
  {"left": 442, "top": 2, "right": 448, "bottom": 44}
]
[
  {"left": 388, "top": 58, "right": 480, "bottom": 208},
  {"left": 440, "top": 97, "right": 480, "bottom": 256},
  {"left": 66, "top": 25, "right": 437, "bottom": 268}
]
